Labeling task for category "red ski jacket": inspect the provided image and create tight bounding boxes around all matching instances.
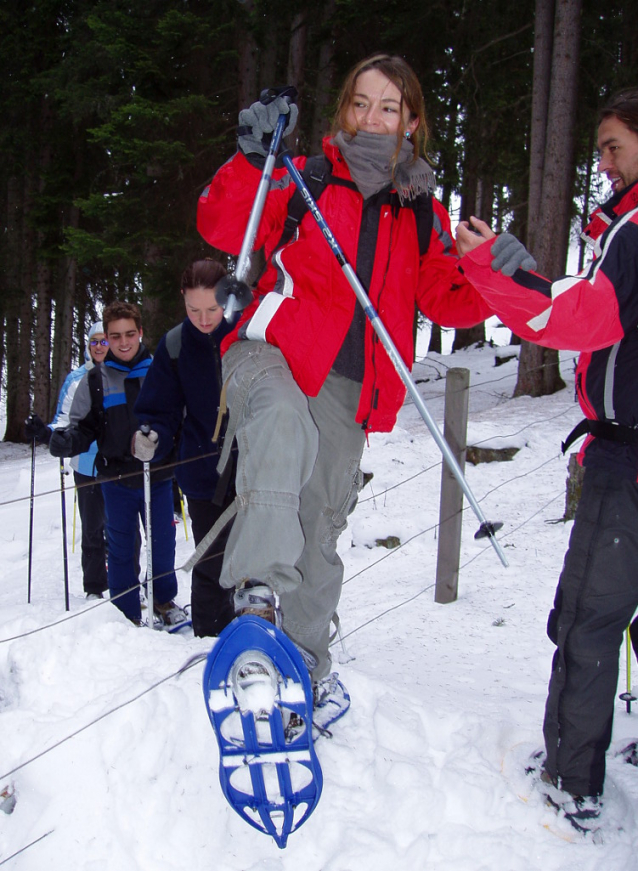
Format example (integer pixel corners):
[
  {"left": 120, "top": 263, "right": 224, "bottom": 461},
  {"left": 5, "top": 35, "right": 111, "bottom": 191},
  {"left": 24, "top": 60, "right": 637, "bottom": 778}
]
[
  {"left": 459, "top": 181, "right": 638, "bottom": 479},
  {"left": 197, "top": 138, "right": 490, "bottom": 433}
]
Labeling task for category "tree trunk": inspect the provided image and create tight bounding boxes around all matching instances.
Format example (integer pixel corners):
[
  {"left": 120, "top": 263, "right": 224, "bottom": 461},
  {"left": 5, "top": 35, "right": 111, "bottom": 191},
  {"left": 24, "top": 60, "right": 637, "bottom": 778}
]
[
  {"left": 536, "top": 0, "right": 581, "bottom": 276},
  {"left": 3, "top": 175, "right": 23, "bottom": 441},
  {"left": 33, "top": 258, "right": 52, "bottom": 419},
  {"left": 237, "top": 0, "right": 259, "bottom": 109},
  {"left": 309, "top": 0, "right": 337, "bottom": 154},
  {"left": 577, "top": 125, "right": 595, "bottom": 272},
  {"left": 141, "top": 242, "right": 164, "bottom": 351},
  {"left": 51, "top": 202, "right": 80, "bottom": 404},
  {"left": 4, "top": 292, "right": 35, "bottom": 442},
  {"left": 516, "top": 0, "right": 581, "bottom": 398},
  {"left": 428, "top": 323, "right": 442, "bottom": 354},
  {"left": 527, "top": 0, "right": 554, "bottom": 253},
  {"left": 513, "top": 342, "right": 564, "bottom": 396},
  {"left": 285, "top": 11, "right": 307, "bottom": 156},
  {"left": 33, "top": 96, "right": 54, "bottom": 418},
  {"left": 52, "top": 254, "right": 77, "bottom": 406},
  {"left": 455, "top": 167, "right": 487, "bottom": 351}
]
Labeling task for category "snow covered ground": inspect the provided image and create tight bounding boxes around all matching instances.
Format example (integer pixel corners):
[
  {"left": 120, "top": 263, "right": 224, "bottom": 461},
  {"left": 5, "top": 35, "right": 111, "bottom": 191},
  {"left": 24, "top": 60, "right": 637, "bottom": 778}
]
[{"left": 1, "top": 341, "right": 638, "bottom": 871}]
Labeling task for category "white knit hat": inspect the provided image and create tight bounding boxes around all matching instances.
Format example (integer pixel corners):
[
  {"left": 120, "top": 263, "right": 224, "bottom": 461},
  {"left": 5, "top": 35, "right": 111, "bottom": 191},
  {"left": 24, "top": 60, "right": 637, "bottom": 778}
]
[{"left": 88, "top": 320, "right": 104, "bottom": 339}]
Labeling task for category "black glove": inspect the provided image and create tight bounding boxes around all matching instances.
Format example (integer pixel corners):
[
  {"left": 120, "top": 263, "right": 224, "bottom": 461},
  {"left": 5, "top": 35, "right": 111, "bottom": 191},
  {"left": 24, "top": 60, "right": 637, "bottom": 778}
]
[
  {"left": 24, "top": 414, "right": 51, "bottom": 444},
  {"left": 237, "top": 97, "right": 299, "bottom": 158},
  {"left": 49, "top": 429, "right": 74, "bottom": 458},
  {"left": 214, "top": 275, "right": 254, "bottom": 313},
  {"left": 491, "top": 233, "right": 537, "bottom": 277}
]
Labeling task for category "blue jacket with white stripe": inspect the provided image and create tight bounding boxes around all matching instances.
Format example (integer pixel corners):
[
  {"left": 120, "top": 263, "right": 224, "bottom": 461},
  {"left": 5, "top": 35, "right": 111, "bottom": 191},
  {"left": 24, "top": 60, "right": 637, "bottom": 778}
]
[
  {"left": 60, "top": 345, "right": 174, "bottom": 487},
  {"left": 49, "top": 361, "right": 99, "bottom": 477}
]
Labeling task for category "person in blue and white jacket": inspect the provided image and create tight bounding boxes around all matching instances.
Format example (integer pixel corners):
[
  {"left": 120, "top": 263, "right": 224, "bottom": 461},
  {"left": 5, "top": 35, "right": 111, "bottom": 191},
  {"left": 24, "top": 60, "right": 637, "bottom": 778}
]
[{"left": 26, "top": 321, "right": 109, "bottom": 599}]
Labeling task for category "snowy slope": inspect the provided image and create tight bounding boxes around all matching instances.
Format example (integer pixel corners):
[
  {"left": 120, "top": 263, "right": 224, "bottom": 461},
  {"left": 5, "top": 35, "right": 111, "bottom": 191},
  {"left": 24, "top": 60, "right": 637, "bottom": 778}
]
[{"left": 1, "top": 343, "right": 637, "bottom": 871}]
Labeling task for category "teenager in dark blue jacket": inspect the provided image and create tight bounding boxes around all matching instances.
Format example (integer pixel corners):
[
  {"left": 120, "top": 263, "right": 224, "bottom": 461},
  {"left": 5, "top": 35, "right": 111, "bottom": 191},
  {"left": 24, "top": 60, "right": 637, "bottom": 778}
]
[{"left": 134, "top": 260, "right": 236, "bottom": 636}]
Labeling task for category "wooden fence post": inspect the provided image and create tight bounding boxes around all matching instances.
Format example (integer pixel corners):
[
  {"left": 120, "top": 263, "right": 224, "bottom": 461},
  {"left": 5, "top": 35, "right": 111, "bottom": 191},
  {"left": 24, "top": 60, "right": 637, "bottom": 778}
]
[{"left": 435, "top": 367, "right": 470, "bottom": 604}]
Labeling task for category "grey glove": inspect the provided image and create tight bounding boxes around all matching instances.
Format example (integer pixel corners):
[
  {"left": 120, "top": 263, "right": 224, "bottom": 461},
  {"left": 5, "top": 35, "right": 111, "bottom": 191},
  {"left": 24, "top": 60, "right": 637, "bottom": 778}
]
[
  {"left": 49, "top": 429, "right": 74, "bottom": 458},
  {"left": 131, "top": 429, "right": 159, "bottom": 462},
  {"left": 214, "top": 275, "right": 254, "bottom": 312},
  {"left": 237, "top": 97, "right": 299, "bottom": 158},
  {"left": 491, "top": 233, "right": 537, "bottom": 277}
]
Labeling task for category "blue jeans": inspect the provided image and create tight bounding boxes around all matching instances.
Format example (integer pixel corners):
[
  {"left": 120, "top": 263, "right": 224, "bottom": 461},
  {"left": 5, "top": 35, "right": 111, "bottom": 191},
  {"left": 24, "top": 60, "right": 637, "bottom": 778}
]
[{"left": 102, "top": 479, "right": 177, "bottom": 621}]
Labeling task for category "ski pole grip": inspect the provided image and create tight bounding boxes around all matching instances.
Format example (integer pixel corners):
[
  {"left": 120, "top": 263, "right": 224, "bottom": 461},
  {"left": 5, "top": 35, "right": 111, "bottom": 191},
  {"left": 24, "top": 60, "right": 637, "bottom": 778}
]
[{"left": 260, "top": 85, "right": 298, "bottom": 106}]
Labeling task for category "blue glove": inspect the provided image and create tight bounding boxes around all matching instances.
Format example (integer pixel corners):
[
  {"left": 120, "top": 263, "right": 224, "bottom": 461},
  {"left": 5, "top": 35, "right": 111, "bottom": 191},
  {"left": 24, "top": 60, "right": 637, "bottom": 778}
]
[
  {"left": 49, "top": 429, "right": 74, "bottom": 458},
  {"left": 214, "top": 275, "right": 254, "bottom": 312},
  {"left": 237, "top": 97, "right": 299, "bottom": 158},
  {"left": 491, "top": 233, "right": 537, "bottom": 277}
]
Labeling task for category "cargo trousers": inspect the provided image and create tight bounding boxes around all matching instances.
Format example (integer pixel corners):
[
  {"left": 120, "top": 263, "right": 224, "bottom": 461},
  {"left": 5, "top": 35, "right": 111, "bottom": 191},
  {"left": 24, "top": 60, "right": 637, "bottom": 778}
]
[{"left": 220, "top": 341, "right": 366, "bottom": 680}]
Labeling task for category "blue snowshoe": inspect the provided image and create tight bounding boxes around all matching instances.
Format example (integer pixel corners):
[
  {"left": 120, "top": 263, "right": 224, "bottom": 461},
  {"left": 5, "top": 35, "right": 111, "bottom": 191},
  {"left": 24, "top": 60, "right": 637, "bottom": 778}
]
[{"left": 202, "top": 615, "right": 322, "bottom": 849}]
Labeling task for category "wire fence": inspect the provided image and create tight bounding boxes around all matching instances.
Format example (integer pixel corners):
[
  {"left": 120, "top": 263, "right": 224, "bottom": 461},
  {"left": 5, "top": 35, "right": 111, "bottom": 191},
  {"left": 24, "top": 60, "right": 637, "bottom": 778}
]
[{"left": 0, "top": 351, "right": 583, "bottom": 800}]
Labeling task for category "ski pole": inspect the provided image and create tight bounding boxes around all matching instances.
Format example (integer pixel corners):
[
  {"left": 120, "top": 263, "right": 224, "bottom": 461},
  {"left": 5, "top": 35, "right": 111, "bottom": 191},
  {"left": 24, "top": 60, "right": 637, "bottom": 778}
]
[
  {"left": 279, "top": 152, "right": 508, "bottom": 568},
  {"left": 223, "top": 86, "right": 298, "bottom": 321},
  {"left": 72, "top": 485, "right": 77, "bottom": 552},
  {"left": 140, "top": 424, "right": 154, "bottom": 628},
  {"left": 619, "top": 626, "right": 636, "bottom": 713},
  {"left": 59, "top": 460, "right": 70, "bottom": 611},
  {"left": 27, "top": 432, "right": 36, "bottom": 604},
  {"left": 178, "top": 486, "right": 188, "bottom": 541}
]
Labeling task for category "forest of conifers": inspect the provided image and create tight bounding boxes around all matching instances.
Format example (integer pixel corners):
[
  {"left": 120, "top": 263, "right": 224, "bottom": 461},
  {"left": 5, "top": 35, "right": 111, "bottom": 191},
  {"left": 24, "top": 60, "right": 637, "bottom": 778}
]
[{"left": 1, "top": 0, "right": 637, "bottom": 440}]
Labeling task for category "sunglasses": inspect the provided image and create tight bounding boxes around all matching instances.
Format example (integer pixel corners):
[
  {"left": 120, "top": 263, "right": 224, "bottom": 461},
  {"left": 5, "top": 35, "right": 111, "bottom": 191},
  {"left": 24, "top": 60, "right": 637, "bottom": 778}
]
[{"left": 90, "top": 339, "right": 109, "bottom": 347}]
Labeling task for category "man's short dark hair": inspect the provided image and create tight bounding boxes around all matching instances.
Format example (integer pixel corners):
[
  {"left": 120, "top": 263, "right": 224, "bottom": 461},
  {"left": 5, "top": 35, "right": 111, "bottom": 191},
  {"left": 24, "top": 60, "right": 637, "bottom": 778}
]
[
  {"left": 600, "top": 88, "right": 638, "bottom": 136},
  {"left": 103, "top": 301, "right": 142, "bottom": 334}
]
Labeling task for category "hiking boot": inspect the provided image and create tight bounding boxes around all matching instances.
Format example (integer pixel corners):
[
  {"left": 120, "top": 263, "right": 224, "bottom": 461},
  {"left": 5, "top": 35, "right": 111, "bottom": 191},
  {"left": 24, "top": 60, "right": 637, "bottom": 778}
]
[
  {"left": 1, "top": 784, "right": 16, "bottom": 815},
  {"left": 154, "top": 600, "right": 188, "bottom": 627},
  {"left": 545, "top": 789, "right": 602, "bottom": 834},
  {"left": 617, "top": 741, "right": 638, "bottom": 766},
  {"left": 524, "top": 749, "right": 558, "bottom": 786},
  {"left": 233, "top": 579, "right": 282, "bottom": 627},
  {"left": 312, "top": 673, "right": 350, "bottom": 735},
  {"left": 230, "top": 650, "right": 279, "bottom": 717}
]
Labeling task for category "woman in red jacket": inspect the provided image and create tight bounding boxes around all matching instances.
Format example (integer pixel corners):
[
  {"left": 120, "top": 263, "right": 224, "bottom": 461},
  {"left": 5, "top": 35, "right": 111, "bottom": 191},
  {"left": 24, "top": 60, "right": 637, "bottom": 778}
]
[{"left": 197, "top": 54, "right": 491, "bottom": 699}]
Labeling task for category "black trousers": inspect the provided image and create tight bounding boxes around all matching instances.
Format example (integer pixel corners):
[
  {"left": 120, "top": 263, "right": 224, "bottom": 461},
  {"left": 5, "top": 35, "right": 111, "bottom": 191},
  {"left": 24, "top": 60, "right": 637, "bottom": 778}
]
[
  {"left": 74, "top": 471, "right": 108, "bottom": 595},
  {"left": 543, "top": 466, "right": 638, "bottom": 797},
  {"left": 187, "top": 495, "right": 235, "bottom": 637}
]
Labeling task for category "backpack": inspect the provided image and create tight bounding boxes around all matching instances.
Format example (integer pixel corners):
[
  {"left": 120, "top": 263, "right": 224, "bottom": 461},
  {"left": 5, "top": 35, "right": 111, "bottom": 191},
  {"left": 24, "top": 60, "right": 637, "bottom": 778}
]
[
  {"left": 164, "top": 321, "right": 234, "bottom": 505},
  {"left": 274, "top": 154, "right": 434, "bottom": 257},
  {"left": 165, "top": 324, "right": 182, "bottom": 374}
]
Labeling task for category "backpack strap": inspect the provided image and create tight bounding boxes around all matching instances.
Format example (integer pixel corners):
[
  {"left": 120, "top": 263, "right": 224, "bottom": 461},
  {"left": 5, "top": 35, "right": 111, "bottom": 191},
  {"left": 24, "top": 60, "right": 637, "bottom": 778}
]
[
  {"left": 409, "top": 191, "right": 434, "bottom": 257},
  {"left": 274, "top": 155, "right": 358, "bottom": 251},
  {"left": 276, "top": 154, "right": 433, "bottom": 258},
  {"left": 87, "top": 367, "right": 104, "bottom": 475},
  {"left": 164, "top": 324, "right": 183, "bottom": 375},
  {"left": 88, "top": 365, "right": 103, "bottom": 410}
]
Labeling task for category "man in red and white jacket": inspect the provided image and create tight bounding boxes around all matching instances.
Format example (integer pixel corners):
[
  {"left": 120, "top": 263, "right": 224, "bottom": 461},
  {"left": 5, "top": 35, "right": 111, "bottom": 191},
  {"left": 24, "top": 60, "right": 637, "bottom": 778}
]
[{"left": 456, "top": 88, "right": 638, "bottom": 830}]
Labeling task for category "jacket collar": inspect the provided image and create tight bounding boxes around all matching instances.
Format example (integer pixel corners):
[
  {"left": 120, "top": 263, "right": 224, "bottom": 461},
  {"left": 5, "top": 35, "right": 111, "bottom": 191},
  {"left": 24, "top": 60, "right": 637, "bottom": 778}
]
[
  {"left": 323, "top": 136, "right": 354, "bottom": 181},
  {"left": 583, "top": 180, "right": 638, "bottom": 244},
  {"left": 104, "top": 343, "right": 150, "bottom": 372}
]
